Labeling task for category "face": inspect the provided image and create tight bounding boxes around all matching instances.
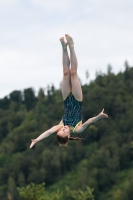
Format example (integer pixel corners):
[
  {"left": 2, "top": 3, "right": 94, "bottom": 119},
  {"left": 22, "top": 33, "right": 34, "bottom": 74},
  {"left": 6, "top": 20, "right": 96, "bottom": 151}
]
[{"left": 57, "top": 126, "right": 70, "bottom": 138}]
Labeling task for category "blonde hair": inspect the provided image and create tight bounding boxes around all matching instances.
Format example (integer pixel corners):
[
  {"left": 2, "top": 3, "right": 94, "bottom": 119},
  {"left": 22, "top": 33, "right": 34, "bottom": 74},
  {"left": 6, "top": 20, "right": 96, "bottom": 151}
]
[{"left": 56, "top": 134, "right": 85, "bottom": 146}]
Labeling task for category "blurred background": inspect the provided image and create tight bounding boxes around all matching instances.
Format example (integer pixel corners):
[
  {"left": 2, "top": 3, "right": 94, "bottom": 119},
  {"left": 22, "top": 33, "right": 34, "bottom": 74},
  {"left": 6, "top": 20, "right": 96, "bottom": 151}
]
[
  {"left": 0, "top": 0, "right": 133, "bottom": 98},
  {"left": 0, "top": 1, "right": 133, "bottom": 200}
]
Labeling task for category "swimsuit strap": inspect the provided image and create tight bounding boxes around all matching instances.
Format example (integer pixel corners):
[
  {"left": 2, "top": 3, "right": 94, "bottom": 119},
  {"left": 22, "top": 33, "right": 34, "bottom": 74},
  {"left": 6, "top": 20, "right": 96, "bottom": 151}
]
[{"left": 72, "top": 121, "right": 82, "bottom": 133}]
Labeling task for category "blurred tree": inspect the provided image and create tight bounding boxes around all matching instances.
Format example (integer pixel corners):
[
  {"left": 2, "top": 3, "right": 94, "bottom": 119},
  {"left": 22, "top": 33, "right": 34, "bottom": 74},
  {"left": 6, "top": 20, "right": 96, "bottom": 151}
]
[
  {"left": 7, "top": 176, "right": 16, "bottom": 200},
  {"left": 85, "top": 70, "right": 89, "bottom": 84},
  {"left": 38, "top": 88, "right": 45, "bottom": 100},
  {"left": 18, "top": 182, "right": 46, "bottom": 200},
  {"left": 124, "top": 60, "right": 129, "bottom": 70},
  {"left": 66, "top": 186, "right": 95, "bottom": 200},
  {"left": 0, "top": 117, "right": 9, "bottom": 140},
  {"left": 18, "top": 172, "right": 26, "bottom": 187},
  {"left": 9, "top": 90, "right": 22, "bottom": 104},
  {"left": 107, "top": 64, "right": 112, "bottom": 74},
  {"left": 0, "top": 96, "right": 10, "bottom": 110},
  {"left": 17, "top": 182, "right": 62, "bottom": 200},
  {"left": 0, "top": 66, "right": 133, "bottom": 200},
  {"left": 23, "top": 88, "right": 36, "bottom": 110},
  {"left": 113, "top": 189, "right": 123, "bottom": 200},
  {"left": 0, "top": 185, "right": 7, "bottom": 200}
]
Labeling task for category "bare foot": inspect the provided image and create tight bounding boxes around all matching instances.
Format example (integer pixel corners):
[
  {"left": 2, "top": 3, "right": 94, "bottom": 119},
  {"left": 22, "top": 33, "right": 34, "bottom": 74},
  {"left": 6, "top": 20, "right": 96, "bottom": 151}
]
[
  {"left": 65, "top": 34, "right": 74, "bottom": 47},
  {"left": 60, "top": 37, "right": 67, "bottom": 49}
]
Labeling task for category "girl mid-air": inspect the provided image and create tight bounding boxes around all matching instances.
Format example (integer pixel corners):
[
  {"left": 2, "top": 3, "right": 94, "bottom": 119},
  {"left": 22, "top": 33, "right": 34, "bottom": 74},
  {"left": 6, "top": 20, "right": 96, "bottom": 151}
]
[{"left": 30, "top": 34, "right": 108, "bottom": 148}]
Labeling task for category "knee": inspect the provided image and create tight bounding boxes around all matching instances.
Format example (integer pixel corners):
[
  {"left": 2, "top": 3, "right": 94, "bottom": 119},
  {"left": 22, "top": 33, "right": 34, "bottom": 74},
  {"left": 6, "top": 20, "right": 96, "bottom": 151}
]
[
  {"left": 70, "top": 69, "right": 77, "bottom": 77},
  {"left": 63, "top": 69, "right": 69, "bottom": 77}
]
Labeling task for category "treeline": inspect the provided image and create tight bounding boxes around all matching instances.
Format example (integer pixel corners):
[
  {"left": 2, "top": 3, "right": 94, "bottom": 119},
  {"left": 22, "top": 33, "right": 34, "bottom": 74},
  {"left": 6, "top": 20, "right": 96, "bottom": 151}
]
[
  {"left": 0, "top": 62, "right": 133, "bottom": 200},
  {"left": 0, "top": 85, "right": 59, "bottom": 141},
  {"left": 17, "top": 183, "right": 94, "bottom": 200}
]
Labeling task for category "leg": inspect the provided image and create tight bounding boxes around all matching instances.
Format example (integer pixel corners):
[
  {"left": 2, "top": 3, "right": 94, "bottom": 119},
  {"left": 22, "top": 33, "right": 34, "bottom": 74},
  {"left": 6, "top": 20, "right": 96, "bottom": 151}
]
[
  {"left": 60, "top": 37, "right": 71, "bottom": 100},
  {"left": 65, "top": 34, "right": 83, "bottom": 101}
]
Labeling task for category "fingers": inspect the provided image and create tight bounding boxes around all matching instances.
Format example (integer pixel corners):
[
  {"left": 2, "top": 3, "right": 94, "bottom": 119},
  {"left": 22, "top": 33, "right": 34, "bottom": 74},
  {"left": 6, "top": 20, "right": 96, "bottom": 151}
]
[
  {"left": 29, "top": 139, "right": 36, "bottom": 148},
  {"left": 102, "top": 108, "right": 104, "bottom": 112},
  {"left": 30, "top": 142, "right": 34, "bottom": 148},
  {"left": 29, "top": 144, "right": 33, "bottom": 148}
]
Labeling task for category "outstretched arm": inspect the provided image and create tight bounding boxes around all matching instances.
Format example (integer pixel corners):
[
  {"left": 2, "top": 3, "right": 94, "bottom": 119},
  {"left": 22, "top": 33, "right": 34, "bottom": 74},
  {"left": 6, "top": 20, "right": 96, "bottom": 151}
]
[
  {"left": 30, "top": 124, "right": 62, "bottom": 148},
  {"left": 76, "top": 109, "right": 108, "bottom": 133}
]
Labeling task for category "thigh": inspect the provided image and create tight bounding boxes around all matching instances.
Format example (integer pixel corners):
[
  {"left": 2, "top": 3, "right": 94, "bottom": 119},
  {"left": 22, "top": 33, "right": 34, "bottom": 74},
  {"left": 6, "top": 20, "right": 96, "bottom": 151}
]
[
  {"left": 61, "top": 70, "right": 72, "bottom": 100},
  {"left": 71, "top": 72, "right": 83, "bottom": 101}
]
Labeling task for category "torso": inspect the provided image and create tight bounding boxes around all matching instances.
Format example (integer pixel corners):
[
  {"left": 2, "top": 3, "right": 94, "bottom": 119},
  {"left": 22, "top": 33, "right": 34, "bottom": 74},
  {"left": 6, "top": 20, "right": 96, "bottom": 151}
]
[{"left": 62, "top": 93, "right": 83, "bottom": 130}]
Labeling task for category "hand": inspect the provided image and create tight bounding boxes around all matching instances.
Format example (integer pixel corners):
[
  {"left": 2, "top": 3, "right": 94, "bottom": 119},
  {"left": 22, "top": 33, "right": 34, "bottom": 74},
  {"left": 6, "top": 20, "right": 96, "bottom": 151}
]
[
  {"left": 99, "top": 108, "right": 108, "bottom": 119},
  {"left": 29, "top": 139, "right": 38, "bottom": 148}
]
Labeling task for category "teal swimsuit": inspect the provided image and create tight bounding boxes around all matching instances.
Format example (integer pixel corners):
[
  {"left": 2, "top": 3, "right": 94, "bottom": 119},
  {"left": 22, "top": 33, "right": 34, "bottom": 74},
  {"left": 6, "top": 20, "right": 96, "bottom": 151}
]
[{"left": 62, "top": 93, "right": 83, "bottom": 132}]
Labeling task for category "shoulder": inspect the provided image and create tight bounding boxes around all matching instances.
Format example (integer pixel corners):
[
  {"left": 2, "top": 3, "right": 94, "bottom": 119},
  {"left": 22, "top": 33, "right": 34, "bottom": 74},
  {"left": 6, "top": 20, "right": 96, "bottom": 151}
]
[
  {"left": 74, "top": 122, "right": 87, "bottom": 133},
  {"left": 51, "top": 124, "right": 63, "bottom": 133},
  {"left": 74, "top": 121, "right": 82, "bottom": 133}
]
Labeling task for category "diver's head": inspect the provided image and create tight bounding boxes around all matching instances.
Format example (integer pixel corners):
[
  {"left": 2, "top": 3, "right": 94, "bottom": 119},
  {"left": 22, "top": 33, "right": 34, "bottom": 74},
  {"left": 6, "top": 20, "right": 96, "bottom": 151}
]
[
  {"left": 56, "top": 126, "right": 70, "bottom": 146},
  {"left": 56, "top": 126, "right": 85, "bottom": 146}
]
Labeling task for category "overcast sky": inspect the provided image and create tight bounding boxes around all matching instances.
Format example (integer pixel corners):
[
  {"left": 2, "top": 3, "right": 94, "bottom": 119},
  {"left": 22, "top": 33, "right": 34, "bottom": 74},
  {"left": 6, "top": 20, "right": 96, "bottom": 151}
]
[{"left": 0, "top": 0, "right": 133, "bottom": 98}]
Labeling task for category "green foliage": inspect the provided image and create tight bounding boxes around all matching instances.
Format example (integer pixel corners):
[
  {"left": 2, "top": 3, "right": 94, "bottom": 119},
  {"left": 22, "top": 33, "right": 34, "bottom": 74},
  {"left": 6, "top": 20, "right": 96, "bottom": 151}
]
[
  {"left": 23, "top": 88, "right": 37, "bottom": 110},
  {"left": 17, "top": 182, "right": 63, "bottom": 200},
  {"left": 10, "top": 90, "right": 22, "bottom": 104},
  {"left": 66, "top": 186, "right": 95, "bottom": 200},
  {"left": 7, "top": 176, "right": 16, "bottom": 200},
  {"left": 17, "top": 182, "right": 94, "bottom": 200},
  {"left": 0, "top": 64, "right": 133, "bottom": 200},
  {"left": 18, "top": 182, "right": 46, "bottom": 200},
  {"left": 105, "top": 170, "right": 133, "bottom": 200}
]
